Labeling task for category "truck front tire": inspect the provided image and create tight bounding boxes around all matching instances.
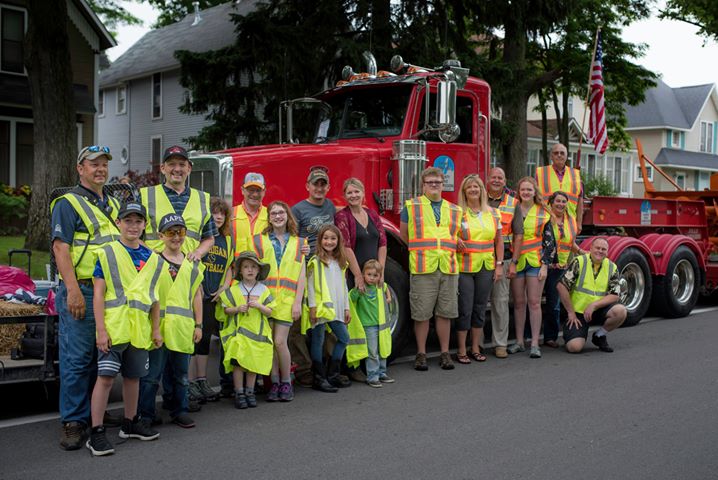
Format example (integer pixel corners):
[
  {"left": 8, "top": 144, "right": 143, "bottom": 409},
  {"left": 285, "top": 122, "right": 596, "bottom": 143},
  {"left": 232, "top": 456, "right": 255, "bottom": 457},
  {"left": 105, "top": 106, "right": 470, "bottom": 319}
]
[{"left": 384, "top": 257, "right": 410, "bottom": 360}]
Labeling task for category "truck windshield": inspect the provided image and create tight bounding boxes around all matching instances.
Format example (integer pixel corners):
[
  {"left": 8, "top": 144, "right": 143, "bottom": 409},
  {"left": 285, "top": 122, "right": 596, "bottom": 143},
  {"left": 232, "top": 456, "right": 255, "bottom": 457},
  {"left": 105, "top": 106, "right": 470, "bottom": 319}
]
[{"left": 315, "top": 84, "right": 412, "bottom": 141}]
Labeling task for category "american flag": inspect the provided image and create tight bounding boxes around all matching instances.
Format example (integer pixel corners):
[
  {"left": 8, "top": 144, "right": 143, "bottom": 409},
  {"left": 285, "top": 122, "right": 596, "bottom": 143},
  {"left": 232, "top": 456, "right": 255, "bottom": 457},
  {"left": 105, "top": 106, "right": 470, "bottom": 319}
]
[{"left": 589, "top": 31, "right": 608, "bottom": 154}]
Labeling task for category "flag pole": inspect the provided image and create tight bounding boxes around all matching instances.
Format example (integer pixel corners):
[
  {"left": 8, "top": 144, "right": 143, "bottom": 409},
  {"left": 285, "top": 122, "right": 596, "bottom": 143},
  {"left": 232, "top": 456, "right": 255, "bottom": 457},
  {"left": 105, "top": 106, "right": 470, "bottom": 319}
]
[{"left": 576, "top": 26, "right": 601, "bottom": 170}]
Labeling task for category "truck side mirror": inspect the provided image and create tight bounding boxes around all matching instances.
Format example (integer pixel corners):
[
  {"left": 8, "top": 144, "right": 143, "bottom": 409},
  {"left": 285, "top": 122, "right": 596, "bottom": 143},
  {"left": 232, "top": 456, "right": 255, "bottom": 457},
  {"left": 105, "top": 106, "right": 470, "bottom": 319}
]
[{"left": 436, "top": 74, "right": 459, "bottom": 143}]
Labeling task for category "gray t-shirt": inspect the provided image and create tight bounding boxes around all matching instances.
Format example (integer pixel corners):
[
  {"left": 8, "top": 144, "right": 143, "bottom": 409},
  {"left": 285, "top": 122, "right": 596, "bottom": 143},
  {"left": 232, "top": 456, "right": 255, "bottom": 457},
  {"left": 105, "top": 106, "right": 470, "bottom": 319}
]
[{"left": 291, "top": 199, "right": 336, "bottom": 254}]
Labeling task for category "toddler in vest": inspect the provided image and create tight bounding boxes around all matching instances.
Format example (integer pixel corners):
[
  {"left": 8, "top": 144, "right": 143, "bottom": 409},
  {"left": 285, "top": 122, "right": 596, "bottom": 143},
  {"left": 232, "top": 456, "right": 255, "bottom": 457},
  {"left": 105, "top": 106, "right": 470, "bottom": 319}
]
[
  {"left": 348, "top": 260, "right": 395, "bottom": 388},
  {"left": 306, "top": 225, "right": 351, "bottom": 393},
  {"left": 137, "top": 213, "right": 205, "bottom": 430},
  {"left": 218, "top": 251, "right": 275, "bottom": 409},
  {"left": 87, "top": 202, "right": 158, "bottom": 456}
]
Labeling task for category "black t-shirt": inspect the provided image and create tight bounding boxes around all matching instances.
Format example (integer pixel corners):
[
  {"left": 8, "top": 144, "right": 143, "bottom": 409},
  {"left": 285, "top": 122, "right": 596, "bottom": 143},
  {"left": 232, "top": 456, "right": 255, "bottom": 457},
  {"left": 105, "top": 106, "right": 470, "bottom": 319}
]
[
  {"left": 354, "top": 216, "right": 380, "bottom": 269},
  {"left": 161, "top": 253, "right": 182, "bottom": 281}
]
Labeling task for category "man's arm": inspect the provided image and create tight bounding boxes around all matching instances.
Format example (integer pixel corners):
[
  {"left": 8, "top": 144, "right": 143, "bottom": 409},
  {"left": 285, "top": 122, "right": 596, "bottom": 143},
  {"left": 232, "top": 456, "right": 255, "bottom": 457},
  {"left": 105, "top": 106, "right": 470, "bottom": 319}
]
[
  {"left": 53, "top": 240, "right": 85, "bottom": 320},
  {"left": 557, "top": 282, "right": 582, "bottom": 330},
  {"left": 187, "top": 235, "right": 215, "bottom": 262},
  {"left": 399, "top": 221, "right": 408, "bottom": 244}
]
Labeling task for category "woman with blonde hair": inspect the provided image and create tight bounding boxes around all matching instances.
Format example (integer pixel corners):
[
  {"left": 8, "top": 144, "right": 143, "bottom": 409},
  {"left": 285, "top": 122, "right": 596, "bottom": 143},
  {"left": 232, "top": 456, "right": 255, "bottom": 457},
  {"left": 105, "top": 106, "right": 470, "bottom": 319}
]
[
  {"left": 507, "top": 177, "right": 555, "bottom": 358},
  {"left": 455, "top": 174, "right": 503, "bottom": 363}
]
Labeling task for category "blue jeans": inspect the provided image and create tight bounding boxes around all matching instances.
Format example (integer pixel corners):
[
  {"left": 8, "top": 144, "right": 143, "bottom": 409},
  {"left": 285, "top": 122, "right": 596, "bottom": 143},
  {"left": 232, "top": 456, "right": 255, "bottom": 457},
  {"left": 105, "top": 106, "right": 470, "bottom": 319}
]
[
  {"left": 364, "top": 325, "right": 387, "bottom": 382},
  {"left": 139, "top": 346, "right": 190, "bottom": 420},
  {"left": 310, "top": 321, "right": 349, "bottom": 363},
  {"left": 57, "top": 282, "right": 97, "bottom": 424},
  {"left": 543, "top": 268, "right": 565, "bottom": 342}
]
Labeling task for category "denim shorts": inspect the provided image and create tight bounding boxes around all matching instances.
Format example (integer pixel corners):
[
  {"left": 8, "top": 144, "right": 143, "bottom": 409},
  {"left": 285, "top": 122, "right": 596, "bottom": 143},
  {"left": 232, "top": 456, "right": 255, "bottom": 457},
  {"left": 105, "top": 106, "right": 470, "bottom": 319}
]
[
  {"left": 98, "top": 343, "right": 149, "bottom": 378},
  {"left": 515, "top": 265, "right": 541, "bottom": 277}
]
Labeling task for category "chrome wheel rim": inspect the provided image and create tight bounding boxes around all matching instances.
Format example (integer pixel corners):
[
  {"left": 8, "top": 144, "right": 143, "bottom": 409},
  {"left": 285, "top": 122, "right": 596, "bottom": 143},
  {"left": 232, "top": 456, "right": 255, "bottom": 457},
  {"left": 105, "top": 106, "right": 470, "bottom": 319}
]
[
  {"left": 672, "top": 259, "right": 695, "bottom": 305},
  {"left": 620, "top": 263, "right": 645, "bottom": 312}
]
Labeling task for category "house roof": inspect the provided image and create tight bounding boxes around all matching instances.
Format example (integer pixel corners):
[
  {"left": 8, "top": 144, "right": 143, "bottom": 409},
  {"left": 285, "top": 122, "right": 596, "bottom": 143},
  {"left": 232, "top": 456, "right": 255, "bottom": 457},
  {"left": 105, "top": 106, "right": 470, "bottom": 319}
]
[
  {"left": 654, "top": 147, "right": 718, "bottom": 171},
  {"left": 100, "top": 1, "right": 257, "bottom": 87},
  {"left": 73, "top": 0, "right": 117, "bottom": 50},
  {"left": 625, "top": 79, "right": 715, "bottom": 131}
]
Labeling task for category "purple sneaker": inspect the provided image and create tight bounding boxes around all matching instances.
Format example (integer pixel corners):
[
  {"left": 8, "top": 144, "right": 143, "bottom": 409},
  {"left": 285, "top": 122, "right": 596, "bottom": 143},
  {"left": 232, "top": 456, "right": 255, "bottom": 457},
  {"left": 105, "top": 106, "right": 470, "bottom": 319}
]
[
  {"left": 278, "top": 382, "right": 294, "bottom": 402},
  {"left": 266, "top": 383, "right": 280, "bottom": 402}
]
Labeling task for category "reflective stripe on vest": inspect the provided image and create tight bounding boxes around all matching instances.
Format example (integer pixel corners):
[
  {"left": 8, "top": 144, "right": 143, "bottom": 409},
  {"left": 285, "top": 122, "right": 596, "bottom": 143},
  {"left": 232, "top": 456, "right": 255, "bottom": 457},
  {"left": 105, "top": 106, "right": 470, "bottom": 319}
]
[
  {"left": 553, "top": 213, "right": 577, "bottom": 266},
  {"left": 162, "top": 259, "right": 205, "bottom": 353},
  {"left": 141, "top": 185, "right": 210, "bottom": 252},
  {"left": 406, "top": 196, "right": 461, "bottom": 275},
  {"left": 346, "top": 283, "right": 392, "bottom": 367},
  {"left": 517, "top": 204, "right": 549, "bottom": 271},
  {"left": 536, "top": 166, "right": 581, "bottom": 218},
  {"left": 233, "top": 204, "right": 268, "bottom": 257},
  {"left": 497, "top": 193, "right": 518, "bottom": 243},
  {"left": 254, "top": 234, "right": 306, "bottom": 322},
  {"left": 458, "top": 209, "right": 499, "bottom": 273},
  {"left": 570, "top": 255, "right": 617, "bottom": 314},
  {"left": 97, "top": 242, "right": 137, "bottom": 345}
]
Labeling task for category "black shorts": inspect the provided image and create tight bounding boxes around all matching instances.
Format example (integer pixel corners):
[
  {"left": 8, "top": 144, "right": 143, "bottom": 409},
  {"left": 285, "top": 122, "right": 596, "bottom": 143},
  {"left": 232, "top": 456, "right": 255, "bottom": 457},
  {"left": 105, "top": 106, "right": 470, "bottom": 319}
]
[
  {"left": 562, "top": 302, "right": 620, "bottom": 343},
  {"left": 194, "top": 298, "right": 221, "bottom": 356}
]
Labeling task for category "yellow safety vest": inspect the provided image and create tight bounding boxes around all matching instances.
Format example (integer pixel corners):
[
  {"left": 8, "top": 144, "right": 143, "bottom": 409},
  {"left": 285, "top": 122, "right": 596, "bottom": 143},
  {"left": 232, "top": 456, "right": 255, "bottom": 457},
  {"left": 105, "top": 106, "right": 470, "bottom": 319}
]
[
  {"left": 301, "top": 256, "right": 342, "bottom": 334},
  {"left": 124, "top": 252, "right": 168, "bottom": 350},
  {"left": 570, "top": 254, "right": 617, "bottom": 314},
  {"left": 140, "top": 185, "right": 211, "bottom": 253},
  {"left": 552, "top": 213, "right": 578, "bottom": 267},
  {"left": 347, "top": 284, "right": 392, "bottom": 368},
  {"left": 406, "top": 196, "right": 462, "bottom": 275},
  {"left": 161, "top": 257, "right": 205, "bottom": 354},
  {"left": 458, "top": 208, "right": 500, "bottom": 273},
  {"left": 218, "top": 283, "right": 275, "bottom": 375},
  {"left": 232, "top": 204, "right": 268, "bottom": 258},
  {"left": 50, "top": 192, "right": 120, "bottom": 280},
  {"left": 496, "top": 193, "right": 518, "bottom": 244},
  {"left": 253, "top": 233, "right": 306, "bottom": 322},
  {"left": 517, "top": 204, "right": 550, "bottom": 271},
  {"left": 536, "top": 165, "right": 582, "bottom": 218}
]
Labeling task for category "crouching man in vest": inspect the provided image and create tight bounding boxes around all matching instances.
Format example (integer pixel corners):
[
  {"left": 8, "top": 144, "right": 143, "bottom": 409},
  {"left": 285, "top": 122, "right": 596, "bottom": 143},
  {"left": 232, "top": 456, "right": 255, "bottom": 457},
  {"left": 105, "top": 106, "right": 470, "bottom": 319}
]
[
  {"left": 86, "top": 202, "right": 159, "bottom": 456},
  {"left": 556, "top": 237, "right": 627, "bottom": 353}
]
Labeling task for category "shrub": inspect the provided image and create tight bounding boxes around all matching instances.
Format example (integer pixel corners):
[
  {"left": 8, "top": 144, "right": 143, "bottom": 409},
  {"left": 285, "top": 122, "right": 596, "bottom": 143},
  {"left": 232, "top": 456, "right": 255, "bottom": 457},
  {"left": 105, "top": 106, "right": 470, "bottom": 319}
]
[
  {"left": 0, "top": 184, "right": 30, "bottom": 234},
  {"left": 583, "top": 174, "right": 618, "bottom": 197}
]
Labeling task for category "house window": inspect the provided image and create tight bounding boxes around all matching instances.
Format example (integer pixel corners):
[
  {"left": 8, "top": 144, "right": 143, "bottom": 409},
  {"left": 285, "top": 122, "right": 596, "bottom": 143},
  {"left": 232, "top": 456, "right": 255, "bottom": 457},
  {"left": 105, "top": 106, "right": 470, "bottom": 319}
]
[
  {"left": 635, "top": 164, "right": 653, "bottom": 182},
  {"left": 98, "top": 90, "right": 104, "bottom": 117},
  {"left": 15, "top": 122, "right": 33, "bottom": 186},
  {"left": 671, "top": 130, "right": 681, "bottom": 148},
  {"left": 0, "top": 120, "right": 8, "bottom": 184},
  {"left": 152, "top": 73, "right": 162, "bottom": 119},
  {"left": 116, "top": 86, "right": 127, "bottom": 114},
  {"left": 674, "top": 171, "right": 685, "bottom": 189},
  {"left": 567, "top": 97, "right": 574, "bottom": 118},
  {"left": 700, "top": 121, "right": 713, "bottom": 153},
  {"left": 606, "top": 155, "right": 630, "bottom": 195},
  {"left": 1, "top": 6, "right": 25, "bottom": 74},
  {"left": 151, "top": 135, "right": 162, "bottom": 171},
  {"left": 697, "top": 171, "right": 710, "bottom": 191},
  {"left": 584, "top": 153, "right": 597, "bottom": 179},
  {"left": 526, "top": 149, "right": 539, "bottom": 178}
]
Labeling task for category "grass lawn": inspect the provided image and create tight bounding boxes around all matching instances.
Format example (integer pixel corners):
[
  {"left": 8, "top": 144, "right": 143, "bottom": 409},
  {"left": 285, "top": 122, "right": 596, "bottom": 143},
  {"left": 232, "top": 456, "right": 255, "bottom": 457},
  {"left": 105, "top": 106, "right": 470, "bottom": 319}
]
[{"left": 0, "top": 236, "right": 51, "bottom": 280}]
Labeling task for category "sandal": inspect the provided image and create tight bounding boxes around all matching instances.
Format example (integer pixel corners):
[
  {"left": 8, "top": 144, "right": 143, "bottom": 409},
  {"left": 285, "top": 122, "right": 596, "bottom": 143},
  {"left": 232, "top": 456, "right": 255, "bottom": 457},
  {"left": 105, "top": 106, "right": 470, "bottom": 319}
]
[
  {"left": 469, "top": 350, "right": 487, "bottom": 362},
  {"left": 456, "top": 353, "right": 471, "bottom": 365}
]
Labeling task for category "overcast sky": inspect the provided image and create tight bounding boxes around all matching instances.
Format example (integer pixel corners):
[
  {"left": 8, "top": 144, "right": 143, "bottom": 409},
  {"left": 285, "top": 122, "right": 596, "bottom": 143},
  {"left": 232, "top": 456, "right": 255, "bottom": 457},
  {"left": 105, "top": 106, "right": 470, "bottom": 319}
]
[{"left": 106, "top": 1, "right": 718, "bottom": 89}]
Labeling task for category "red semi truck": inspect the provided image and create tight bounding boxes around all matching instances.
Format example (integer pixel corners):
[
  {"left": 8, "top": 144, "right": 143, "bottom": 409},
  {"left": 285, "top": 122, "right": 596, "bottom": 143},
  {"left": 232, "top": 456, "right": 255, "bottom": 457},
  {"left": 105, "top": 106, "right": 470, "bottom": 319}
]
[{"left": 189, "top": 53, "right": 717, "bottom": 354}]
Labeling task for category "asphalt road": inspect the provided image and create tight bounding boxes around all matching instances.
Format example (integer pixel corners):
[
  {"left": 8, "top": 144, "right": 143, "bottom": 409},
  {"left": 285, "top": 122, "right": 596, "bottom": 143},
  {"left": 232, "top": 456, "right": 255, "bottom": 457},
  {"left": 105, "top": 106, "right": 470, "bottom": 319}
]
[{"left": 1, "top": 309, "right": 717, "bottom": 480}]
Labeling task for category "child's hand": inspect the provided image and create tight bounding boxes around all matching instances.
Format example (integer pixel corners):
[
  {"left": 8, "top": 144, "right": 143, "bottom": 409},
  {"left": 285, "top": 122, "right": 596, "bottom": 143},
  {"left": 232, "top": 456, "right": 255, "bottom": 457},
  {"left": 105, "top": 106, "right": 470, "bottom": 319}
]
[
  {"left": 309, "top": 307, "right": 317, "bottom": 326},
  {"left": 344, "top": 309, "right": 351, "bottom": 325},
  {"left": 211, "top": 285, "right": 227, "bottom": 302},
  {"left": 384, "top": 288, "right": 392, "bottom": 303},
  {"left": 152, "top": 329, "right": 163, "bottom": 348},
  {"left": 193, "top": 326, "right": 202, "bottom": 343},
  {"left": 96, "top": 331, "right": 111, "bottom": 353},
  {"left": 238, "top": 304, "right": 249, "bottom": 313},
  {"left": 248, "top": 299, "right": 260, "bottom": 309}
]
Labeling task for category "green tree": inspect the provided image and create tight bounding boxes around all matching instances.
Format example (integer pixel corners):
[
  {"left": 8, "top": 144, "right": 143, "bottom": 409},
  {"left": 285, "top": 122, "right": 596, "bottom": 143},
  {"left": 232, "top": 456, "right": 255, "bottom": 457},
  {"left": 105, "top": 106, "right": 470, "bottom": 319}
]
[
  {"left": 148, "top": 0, "right": 241, "bottom": 28},
  {"left": 661, "top": 0, "right": 718, "bottom": 41},
  {"left": 86, "top": 0, "right": 142, "bottom": 35}
]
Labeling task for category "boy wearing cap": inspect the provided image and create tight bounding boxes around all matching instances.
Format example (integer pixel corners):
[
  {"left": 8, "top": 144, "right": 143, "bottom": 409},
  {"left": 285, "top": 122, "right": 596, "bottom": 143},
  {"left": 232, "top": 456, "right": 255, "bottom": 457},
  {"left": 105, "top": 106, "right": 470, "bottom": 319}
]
[
  {"left": 50, "top": 145, "right": 121, "bottom": 450},
  {"left": 217, "top": 251, "right": 275, "bottom": 409},
  {"left": 231, "top": 172, "right": 268, "bottom": 259},
  {"left": 137, "top": 213, "right": 205, "bottom": 429},
  {"left": 139, "top": 145, "right": 216, "bottom": 261},
  {"left": 86, "top": 202, "right": 159, "bottom": 456},
  {"left": 291, "top": 166, "right": 336, "bottom": 255}
]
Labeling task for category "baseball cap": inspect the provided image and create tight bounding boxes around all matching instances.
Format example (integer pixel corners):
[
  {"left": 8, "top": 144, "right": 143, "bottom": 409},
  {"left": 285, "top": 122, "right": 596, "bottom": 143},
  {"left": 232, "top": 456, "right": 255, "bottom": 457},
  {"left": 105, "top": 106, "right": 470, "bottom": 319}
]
[
  {"left": 243, "top": 172, "right": 266, "bottom": 190},
  {"left": 162, "top": 145, "right": 191, "bottom": 163},
  {"left": 158, "top": 213, "right": 186, "bottom": 232},
  {"left": 77, "top": 145, "right": 112, "bottom": 164},
  {"left": 117, "top": 201, "right": 147, "bottom": 220},
  {"left": 307, "top": 165, "right": 329, "bottom": 184}
]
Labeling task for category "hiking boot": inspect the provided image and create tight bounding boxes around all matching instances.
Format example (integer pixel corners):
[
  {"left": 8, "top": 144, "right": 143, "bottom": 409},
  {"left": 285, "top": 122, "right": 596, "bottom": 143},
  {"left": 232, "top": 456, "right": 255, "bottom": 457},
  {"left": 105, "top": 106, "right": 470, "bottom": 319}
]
[
  {"left": 311, "top": 361, "right": 338, "bottom": 393},
  {"left": 189, "top": 381, "right": 206, "bottom": 405},
  {"left": 60, "top": 421, "right": 87, "bottom": 451},
  {"left": 439, "top": 352, "right": 455, "bottom": 370},
  {"left": 494, "top": 346, "right": 508, "bottom": 359},
  {"left": 102, "top": 411, "right": 122, "bottom": 428},
  {"left": 507, "top": 343, "right": 526, "bottom": 354},
  {"left": 235, "top": 393, "right": 249, "bottom": 409},
  {"left": 327, "top": 360, "right": 351, "bottom": 388},
  {"left": 296, "top": 371, "right": 314, "bottom": 388},
  {"left": 246, "top": 393, "right": 258, "bottom": 408},
  {"left": 278, "top": 382, "right": 294, "bottom": 402},
  {"left": 529, "top": 346, "right": 542, "bottom": 358},
  {"left": 379, "top": 374, "right": 395, "bottom": 384},
  {"left": 266, "top": 383, "right": 280, "bottom": 402},
  {"left": 348, "top": 368, "right": 367, "bottom": 383},
  {"left": 171, "top": 414, "right": 195, "bottom": 428},
  {"left": 367, "top": 379, "right": 383, "bottom": 388},
  {"left": 85, "top": 426, "right": 114, "bottom": 456},
  {"left": 414, "top": 353, "right": 428, "bottom": 371},
  {"left": 592, "top": 333, "right": 614, "bottom": 353},
  {"left": 197, "top": 379, "right": 219, "bottom": 402},
  {"left": 119, "top": 416, "right": 160, "bottom": 441}
]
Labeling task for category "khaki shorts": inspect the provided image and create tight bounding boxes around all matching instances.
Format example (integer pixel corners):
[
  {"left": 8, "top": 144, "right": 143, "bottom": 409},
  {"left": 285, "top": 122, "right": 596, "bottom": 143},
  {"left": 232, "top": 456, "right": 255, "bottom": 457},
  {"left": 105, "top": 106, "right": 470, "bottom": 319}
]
[{"left": 410, "top": 270, "right": 459, "bottom": 321}]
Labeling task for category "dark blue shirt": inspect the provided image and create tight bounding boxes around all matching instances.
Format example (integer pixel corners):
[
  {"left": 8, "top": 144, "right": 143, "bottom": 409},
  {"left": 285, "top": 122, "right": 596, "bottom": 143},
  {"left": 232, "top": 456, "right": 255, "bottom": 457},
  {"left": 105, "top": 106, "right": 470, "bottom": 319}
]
[
  {"left": 93, "top": 242, "right": 153, "bottom": 279},
  {"left": 162, "top": 184, "right": 218, "bottom": 239},
  {"left": 201, "top": 234, "right": 230, "bottom": 298},
  {"left": 51, "top": 187, "right": 114, "bottom": 244},
  {"left": 268, "top": 231, "right": 289, "bottom": 268},
  {"left": 400, "top": 197, "right": 444, "bottom": 225}
]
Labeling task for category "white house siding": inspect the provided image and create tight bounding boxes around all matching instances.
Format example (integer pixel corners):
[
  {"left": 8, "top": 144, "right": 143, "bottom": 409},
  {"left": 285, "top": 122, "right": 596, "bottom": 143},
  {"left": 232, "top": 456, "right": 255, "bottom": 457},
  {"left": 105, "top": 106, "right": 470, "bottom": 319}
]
[
  {"left": 98, "top": 86, "right": 130, "bottom": 179},
  {"left": 685, "top": 96, "right": 718, "bottom": 154}
]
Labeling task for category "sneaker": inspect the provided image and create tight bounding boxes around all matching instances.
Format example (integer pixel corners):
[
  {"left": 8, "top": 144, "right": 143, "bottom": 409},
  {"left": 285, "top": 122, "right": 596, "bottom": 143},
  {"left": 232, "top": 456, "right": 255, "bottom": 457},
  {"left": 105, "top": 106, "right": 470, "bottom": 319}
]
[
  {"left": 278, "top": 382, "right": 294, "bottom": 402},
  {"left": 529, "top": 346, "right": 542, "bottom": 358},
  {"left": 171, "top": 414, "right": 195, "bottom": 428},
  {"left": 102, "top": 411, "right": 122, "bottom": 428},
  {"left": 348, "top": 368, "right": 367, "bottom": 382},
  {"left": 367, "top": 379, "right": 383, "bottom": 388},
  {"left": 266, "top": 383, "right": 280, "bottom": 402},
  {"left": 592, "top": 333, "right": 614, "bottom": 352},
  {"left": 188, "top": 397, "right": 202, "bottom": 413},
  {"left": 189, "top": 381, "right": 206, "bottom": 405},
  {"left": 439, "top": 352, "right": 455, "bottom": 370},
  {"left": 119, "top": 416, "right": 160, "bottom": 441},
  {"left": 379, "top": 374, "right": 395, "bottom": 384},
  {"left": 197, "top": 379, "right": 219, "bottom": 402},
  {"left": 414, "top": 353, "right": 428, "bottom": 371},
  {"left": 246, "top": 393, "right": 257, "bottom": 408},
  {"left": 235, "top": 393, "right": 248, "bottom": 409},
  {"left": 507, "top": 343, "right": 525, "bottom": 354},
  {"left": 494, "top": 346, "right": 508, "bottom": 359},
  {"left": 60, "top": 421, "right": 87, "bottom": 451},
  {"left": 85, "top": 426, "right": 114, "bottom": 456}
]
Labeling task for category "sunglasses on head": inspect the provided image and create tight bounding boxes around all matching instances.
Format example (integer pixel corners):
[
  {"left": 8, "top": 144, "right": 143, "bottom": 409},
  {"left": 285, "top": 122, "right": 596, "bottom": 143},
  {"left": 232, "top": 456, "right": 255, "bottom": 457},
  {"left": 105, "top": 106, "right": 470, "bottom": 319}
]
[
  {"left": 162, "top": 228, "right": 187, "bottom": 238},
  {"left": 86, "top": 145, "right": 110, "bottom": 153}
]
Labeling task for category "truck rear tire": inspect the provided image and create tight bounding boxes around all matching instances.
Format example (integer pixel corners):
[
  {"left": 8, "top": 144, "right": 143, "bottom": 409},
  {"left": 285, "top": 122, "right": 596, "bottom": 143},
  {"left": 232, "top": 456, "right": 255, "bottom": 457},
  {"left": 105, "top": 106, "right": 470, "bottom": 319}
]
[
  {"left": 384, "top": 257, "right": 410, "bottom": 360},
  {"left": 651, "top": 246, "right": 700, "bottom": 318},
  {"left": 616, "top": 248, "right": 652, "bottom": 327}
]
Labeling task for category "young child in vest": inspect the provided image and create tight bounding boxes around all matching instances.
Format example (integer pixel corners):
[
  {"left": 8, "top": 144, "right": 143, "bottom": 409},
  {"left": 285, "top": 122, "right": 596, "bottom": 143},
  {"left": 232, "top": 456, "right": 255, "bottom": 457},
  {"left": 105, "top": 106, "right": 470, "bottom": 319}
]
[
  {"left": 348, "top": 260, "right": 395, "bottom": 388},
  {"left": 137, "top": 213, "right": 205, "bottom": 429},
  {"left": 86, "top": 202, "right": 158, "bottom": 456},
  {"left": 306, "top": 224, "right": 351, "bottom": 393},
  {"left": 218, "top": 251, "right": 275, "bottom": 409}
]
